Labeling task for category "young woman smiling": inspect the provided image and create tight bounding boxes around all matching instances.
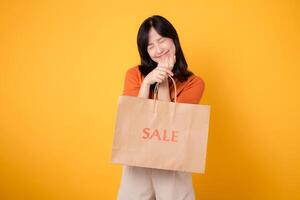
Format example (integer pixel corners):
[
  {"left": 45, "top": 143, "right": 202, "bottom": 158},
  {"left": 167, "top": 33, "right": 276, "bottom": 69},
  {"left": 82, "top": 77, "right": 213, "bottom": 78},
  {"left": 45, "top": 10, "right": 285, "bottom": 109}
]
[{"left": 117, "top": 15, "right": 205, "bottom": 200}]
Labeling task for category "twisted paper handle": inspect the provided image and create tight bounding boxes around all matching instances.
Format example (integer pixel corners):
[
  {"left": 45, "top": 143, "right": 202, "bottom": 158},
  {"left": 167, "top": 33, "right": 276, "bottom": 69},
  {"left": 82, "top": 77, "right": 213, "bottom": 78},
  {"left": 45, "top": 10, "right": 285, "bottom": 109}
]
[{"left": 153, "top": 75, "right": 177, "bottom": 103}]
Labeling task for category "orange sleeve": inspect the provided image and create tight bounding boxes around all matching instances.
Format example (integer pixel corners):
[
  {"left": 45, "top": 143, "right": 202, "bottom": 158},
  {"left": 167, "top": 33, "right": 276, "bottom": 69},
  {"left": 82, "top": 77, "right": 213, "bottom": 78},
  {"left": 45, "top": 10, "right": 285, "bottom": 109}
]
[
  {"left": 177, "top": 76, "right": 205, "bottom": 104},
  {"left": 122, "top": 68, "right": 141, "bottom": 96}
]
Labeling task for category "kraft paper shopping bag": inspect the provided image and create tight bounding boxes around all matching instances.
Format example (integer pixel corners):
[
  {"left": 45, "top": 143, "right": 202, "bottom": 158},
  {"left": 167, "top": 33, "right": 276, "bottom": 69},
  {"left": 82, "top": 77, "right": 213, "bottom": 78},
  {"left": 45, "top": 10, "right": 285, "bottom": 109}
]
[{"left": 111, "top": 75, "right": 210, "bottom": 173}]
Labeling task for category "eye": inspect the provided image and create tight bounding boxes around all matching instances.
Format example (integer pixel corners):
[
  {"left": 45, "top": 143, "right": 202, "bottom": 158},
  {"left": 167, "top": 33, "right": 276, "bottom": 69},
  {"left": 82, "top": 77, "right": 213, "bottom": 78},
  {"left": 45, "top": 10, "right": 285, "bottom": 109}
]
[
  {"left": 147, "top": 45, "right": 153, "bottom": 50},
  {"left": 159, "top": 38, "right": 165, "bottom": 43}
]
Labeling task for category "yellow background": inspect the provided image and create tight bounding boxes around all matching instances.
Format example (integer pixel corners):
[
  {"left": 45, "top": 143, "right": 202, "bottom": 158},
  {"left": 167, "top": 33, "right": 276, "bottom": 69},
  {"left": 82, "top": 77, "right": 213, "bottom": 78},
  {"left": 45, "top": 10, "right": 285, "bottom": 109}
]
[{"left": 1, "top": 0, "right": 299, "bottom": 199}]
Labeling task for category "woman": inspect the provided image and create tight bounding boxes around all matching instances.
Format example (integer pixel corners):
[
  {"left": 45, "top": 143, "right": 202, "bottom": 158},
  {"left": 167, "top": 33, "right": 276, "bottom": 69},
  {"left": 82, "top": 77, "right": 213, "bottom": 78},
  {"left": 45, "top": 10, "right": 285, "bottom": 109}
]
[{"left": 117, "top": 15, "right": 205, "bottom": 200}]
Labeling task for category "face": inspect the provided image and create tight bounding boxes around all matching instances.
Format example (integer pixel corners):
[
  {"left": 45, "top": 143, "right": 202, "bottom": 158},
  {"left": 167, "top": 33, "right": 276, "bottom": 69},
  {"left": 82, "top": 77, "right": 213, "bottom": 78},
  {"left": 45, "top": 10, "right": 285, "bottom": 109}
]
[{"left": 147, "top": 27, "right": 176, "bottom": 64}]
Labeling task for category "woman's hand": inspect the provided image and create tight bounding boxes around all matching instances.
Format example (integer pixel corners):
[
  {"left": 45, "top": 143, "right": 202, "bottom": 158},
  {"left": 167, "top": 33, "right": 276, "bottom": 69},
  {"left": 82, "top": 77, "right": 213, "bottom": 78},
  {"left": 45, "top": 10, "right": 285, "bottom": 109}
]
[
  {"left": 144, "top": 54, "right": 176, "bottom": 85},
  {"left": 158, "top": 54, "right": 176, "bottom": 70}
]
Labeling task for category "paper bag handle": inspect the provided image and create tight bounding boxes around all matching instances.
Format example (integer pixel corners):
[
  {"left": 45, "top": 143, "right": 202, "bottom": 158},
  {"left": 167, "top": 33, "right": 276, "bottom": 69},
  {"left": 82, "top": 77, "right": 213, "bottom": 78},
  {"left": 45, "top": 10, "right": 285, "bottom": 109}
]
[{"left": 153, "top": 74, "right": 177, "bottom": 103}]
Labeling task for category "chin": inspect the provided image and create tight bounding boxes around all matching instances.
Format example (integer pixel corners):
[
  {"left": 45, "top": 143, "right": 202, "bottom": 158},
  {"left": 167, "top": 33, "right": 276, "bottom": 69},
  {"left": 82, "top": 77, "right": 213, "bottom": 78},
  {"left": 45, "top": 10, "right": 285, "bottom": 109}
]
[{"left": 153, "top": 59, "right": 160, "bottom": 64}]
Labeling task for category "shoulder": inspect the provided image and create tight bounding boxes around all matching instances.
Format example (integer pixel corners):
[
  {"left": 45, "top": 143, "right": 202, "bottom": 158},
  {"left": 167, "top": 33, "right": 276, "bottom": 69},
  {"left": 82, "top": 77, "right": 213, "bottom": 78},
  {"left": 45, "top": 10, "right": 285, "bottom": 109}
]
[
  {"left": 124, "top": 65, "right": 143, "bottom": 86},
  {"left": 185, "top": 74, "right": 205, "bottom": 89},
  {"left": 125, "top": 66, "right": 140, "bottom": 77},
  {"left": 175, "top": 73, "right": 205, "bottom": 104}
]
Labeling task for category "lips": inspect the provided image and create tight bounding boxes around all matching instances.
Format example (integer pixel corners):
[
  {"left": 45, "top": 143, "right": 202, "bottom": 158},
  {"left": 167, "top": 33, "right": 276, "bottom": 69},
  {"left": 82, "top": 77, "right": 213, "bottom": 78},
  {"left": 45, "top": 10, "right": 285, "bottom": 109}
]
[{"left": 157, "top": 50, "right": 169, "bottom": 58}]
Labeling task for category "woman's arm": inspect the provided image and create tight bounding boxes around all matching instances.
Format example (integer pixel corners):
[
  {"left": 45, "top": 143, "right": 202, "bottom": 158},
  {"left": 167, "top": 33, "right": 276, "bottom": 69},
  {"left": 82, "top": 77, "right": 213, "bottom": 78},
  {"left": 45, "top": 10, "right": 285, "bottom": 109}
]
[
  {"left": 157, "top": 78, "right": 171, "bottom": 101},
  {"left": 138, "top": 80, "right": 151, "bottom": 99},
  {"left": 138, "top": 78, "right": 171, "bottom": 101},
  {"left": 138, "top": 65, "right": 173, "bottom": 99}
]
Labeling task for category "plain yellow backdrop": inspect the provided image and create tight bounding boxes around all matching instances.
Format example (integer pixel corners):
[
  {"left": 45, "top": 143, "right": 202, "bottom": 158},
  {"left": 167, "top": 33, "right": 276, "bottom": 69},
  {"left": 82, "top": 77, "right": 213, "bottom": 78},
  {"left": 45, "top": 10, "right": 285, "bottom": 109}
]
[{"left": 0, "top": 0, "right": 299, "bottom": 199}]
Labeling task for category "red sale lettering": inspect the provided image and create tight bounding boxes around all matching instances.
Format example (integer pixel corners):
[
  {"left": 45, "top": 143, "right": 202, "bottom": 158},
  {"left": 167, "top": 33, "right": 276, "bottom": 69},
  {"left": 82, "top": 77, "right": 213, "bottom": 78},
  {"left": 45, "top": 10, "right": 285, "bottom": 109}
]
[
  {"left": 149, "top": 129, "right": 161, "bottom": 140},
  {"left": 162, "top": 129, "right": 169, "bottom": 142},
  {"left": 142, "top": 128, "right": 150, "bottom": 139},
  {"left": 171, "top": 130, "right": 178, "bottom": 142},
  {"left": 142, "top": 128, "right": 178, "bottom": 142}
]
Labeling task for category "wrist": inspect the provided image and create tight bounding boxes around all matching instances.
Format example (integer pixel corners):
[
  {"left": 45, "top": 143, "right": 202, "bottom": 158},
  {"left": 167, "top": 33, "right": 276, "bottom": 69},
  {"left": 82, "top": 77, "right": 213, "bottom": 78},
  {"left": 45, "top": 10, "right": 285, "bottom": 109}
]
[{"left": 142, "top": 78, "right": 151, "bottom": 87}]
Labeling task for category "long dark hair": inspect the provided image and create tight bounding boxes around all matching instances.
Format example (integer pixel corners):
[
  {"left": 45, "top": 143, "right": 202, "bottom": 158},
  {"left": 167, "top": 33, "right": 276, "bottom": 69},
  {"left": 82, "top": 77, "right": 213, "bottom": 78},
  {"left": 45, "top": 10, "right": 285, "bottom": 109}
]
[{"left": 137, "top": 15, "right": 193, "bottom": 92}]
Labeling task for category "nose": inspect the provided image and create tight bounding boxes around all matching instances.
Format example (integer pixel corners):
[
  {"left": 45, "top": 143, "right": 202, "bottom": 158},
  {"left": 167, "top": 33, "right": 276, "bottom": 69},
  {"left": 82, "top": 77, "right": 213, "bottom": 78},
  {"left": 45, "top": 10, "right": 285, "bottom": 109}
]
[{"left": 155, "top": 45, "right": 163, "bottom": 55}]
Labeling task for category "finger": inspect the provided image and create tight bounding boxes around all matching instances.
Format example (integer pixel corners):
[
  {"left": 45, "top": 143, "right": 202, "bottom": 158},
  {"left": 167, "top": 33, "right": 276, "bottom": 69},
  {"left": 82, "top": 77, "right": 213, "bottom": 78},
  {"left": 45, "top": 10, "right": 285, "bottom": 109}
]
[
  {"left": 160, "top": 66, "right": 171, "bottom": 75},
  {"left": 164, "top": 57, "right": 169, "bottom": 66},
  {"left": 158, "top": 58, "right": 165, "bottom": 66},
  {"left": 157, "top": 66, "right": 168, "bottom": 72},
  {"left": 160, "top": 59, "right": 168, "bottom": 68},
  {"left": 165, "top": 57, "right": 172, "bottom": 70},
  {"left": 156, "top": 76, "right": 164, "bottom": 83},
  {"left": 165, "top": 57, "right": 169, "bottom": 68},
  {"left": 155, "top": 67, "right": 166, "bottom": 73},
  {"left": 157, "top": 74, "right": 166, "bottom": 80},
  {"left": 158, "top": 71, "right": 167, "bottom": 77},
  {"left": 156, "top": 66, "right": 165, "bottom": 71},
  {"left": 155, "top": 78, "right": 162, "bottom": 83},
  {"left": 157, "top": 67, "right": 172, "bottom": 76},
  {"left": 166, "top": 69, "right": 174, "bottom": 76}
]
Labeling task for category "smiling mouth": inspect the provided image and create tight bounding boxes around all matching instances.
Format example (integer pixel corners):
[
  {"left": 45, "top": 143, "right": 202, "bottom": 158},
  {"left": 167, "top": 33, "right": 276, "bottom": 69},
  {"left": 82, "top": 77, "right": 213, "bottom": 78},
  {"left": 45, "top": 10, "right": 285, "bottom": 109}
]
[{"left": 157, "top": 51, "right": 169, "bottom": 58}]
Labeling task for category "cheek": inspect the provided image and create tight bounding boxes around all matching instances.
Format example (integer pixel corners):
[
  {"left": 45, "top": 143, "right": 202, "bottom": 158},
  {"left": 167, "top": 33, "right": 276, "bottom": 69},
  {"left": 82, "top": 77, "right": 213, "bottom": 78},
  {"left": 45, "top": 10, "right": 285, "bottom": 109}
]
[
  {"left": 165, "top": 40, "right": 175, "bottom": 51},
  {"left": 147, "top": 49, "right": 154, "bottom": 58},
  {"left": 147, "top": 49, "right": 158, "bottom": 62}
]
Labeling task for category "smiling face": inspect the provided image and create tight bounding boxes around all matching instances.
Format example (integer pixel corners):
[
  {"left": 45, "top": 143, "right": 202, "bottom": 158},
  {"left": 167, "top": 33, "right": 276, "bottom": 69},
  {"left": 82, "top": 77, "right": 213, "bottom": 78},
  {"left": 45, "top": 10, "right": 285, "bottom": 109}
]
[{"left": 147, "top": 27, "right": 176, "bottom": 64}]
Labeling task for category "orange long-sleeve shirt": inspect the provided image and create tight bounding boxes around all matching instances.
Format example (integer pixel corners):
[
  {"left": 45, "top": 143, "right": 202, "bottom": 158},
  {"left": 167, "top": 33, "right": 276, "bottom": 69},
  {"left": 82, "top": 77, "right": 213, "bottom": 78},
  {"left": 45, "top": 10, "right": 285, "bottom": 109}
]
[{"left": 122, "top": 66, "right": 205, "bottom": 104}]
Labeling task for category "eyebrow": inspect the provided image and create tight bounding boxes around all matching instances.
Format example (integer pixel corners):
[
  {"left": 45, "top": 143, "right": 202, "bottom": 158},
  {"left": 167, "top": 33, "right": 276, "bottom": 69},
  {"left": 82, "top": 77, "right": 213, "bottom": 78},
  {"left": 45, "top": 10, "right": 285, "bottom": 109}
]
[{"left": 148, "top": 37, "right": 164, "bottom": 46}]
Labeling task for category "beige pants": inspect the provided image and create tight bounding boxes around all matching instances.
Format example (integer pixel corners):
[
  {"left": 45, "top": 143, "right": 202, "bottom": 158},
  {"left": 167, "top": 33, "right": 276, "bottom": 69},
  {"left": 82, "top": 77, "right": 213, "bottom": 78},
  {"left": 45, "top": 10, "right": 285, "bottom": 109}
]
[{"left": 117, "top": 165, "right": 195, "bottom": 200}]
